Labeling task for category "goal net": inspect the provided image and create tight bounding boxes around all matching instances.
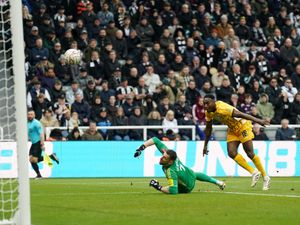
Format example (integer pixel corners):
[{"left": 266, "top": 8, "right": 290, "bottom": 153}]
[{"left": 0, "top": 1, "right": 31, "bottom": 224}]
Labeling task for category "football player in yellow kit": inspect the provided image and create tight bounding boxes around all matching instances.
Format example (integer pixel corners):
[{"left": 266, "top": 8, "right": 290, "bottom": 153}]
[{"left": 203, "top": 95, "right": 271, "bottom": 190}]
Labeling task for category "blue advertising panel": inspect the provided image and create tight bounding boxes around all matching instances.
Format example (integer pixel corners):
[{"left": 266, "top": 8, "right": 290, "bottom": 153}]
[{"left": 1, "top": 141, "right": 300, "bottom": 178}]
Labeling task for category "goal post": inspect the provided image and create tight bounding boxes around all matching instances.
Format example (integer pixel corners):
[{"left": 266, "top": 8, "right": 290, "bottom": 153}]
[{"left": 0, "top": 0, "right": 31, "bottom": 224}]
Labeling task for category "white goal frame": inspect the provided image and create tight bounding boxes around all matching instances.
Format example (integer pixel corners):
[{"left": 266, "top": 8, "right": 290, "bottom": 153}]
[{"left": 10, "top": 0, "right": 31, "bottom": 225}]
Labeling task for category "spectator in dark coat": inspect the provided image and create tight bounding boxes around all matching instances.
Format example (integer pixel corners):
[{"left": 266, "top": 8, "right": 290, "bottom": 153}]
[
  {"left": 275, "top": 119, "right": 296, "bottom": 140},
  {"left": 29, "top": 37, "right": 49, "bottom": 66},
  {"left": 129, "top": 106, "right": 147, "bottom": 140},
  {"left": 185, "top": 80, "right": 201, "bottom": 106},
  {"left": 71, "top": 93, "right": 90, "bottom": 125}
]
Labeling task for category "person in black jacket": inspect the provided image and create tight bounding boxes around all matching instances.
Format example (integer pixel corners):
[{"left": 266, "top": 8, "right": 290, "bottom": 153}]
[{"left": 71, "top": 93, "right": 90, "bottom": 125}]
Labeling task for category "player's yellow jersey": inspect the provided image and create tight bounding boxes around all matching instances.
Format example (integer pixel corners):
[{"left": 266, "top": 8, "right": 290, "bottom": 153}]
[{"left": 205, "top": 101, "right": 249, "bottom": 135}]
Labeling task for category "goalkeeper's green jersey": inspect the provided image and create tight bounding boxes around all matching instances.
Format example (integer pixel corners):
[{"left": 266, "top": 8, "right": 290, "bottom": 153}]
[{"left": 152, "top": 137, "right": 196, "bottom": 194}]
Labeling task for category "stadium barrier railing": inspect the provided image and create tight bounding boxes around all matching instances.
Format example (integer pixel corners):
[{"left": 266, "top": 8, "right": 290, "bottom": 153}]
[{"left": 43, "top": 125, "right": 300, "bottom": 141}]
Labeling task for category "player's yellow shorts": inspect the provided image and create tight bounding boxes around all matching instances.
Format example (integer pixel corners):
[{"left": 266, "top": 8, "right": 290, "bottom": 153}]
[{"left": 227, "top": 121, "right": 254, "bottom": 143}]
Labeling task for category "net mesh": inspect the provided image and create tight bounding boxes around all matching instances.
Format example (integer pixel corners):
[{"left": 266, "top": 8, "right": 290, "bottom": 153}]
[{"left": 0, "top": 0, "right": 19, "bottom": 223}]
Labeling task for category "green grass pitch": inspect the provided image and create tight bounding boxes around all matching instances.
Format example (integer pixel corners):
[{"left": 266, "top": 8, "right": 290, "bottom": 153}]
[{"left": 31, "top": 177, "right": 300, "bottom": 225}]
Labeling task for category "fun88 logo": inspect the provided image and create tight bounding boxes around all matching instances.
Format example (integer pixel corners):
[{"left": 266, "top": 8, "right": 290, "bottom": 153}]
[{"left": 0, "top": 142, "right": 17, "bottom": 178}]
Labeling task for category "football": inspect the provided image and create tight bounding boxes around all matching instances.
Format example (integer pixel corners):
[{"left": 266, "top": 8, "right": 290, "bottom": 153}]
[{"left": 64, "top": 49, "right": 81, "bottom": 65}]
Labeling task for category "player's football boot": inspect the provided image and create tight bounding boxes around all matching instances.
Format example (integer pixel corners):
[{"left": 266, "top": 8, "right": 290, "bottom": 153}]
[
  {"left": 50, "top": 153, "right": 59, "bottom": 164},
  {"left": 251, "top": 169, "right": 261, "bottom": 187},
  {"left": 35, "top": 175, "right": 42, "bottom": 180},
  {"left": 262, "top": 176, "right": 271, "bottom": 191}
]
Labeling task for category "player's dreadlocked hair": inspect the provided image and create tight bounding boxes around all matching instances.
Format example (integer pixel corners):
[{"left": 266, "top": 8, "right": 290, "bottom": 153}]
[
  {"left": 167, "top": 150, "right": 177, "bottom": 161},
  {"left": 204, "top": 94, "right": 215, "bottom": 100}
]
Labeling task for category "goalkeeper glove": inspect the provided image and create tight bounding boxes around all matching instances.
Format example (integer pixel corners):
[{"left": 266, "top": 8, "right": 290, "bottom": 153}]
[
  {"left": 149, "top": 179, "right": 162, "bottom": 191},
  {"left": 134, "top": 144, "right": 146, "bottom": 158}
]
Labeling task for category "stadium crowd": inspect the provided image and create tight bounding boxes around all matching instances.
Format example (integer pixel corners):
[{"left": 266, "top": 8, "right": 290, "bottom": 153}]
[{"left": 22, "top": 0, "right": 300, "bottom": 141}]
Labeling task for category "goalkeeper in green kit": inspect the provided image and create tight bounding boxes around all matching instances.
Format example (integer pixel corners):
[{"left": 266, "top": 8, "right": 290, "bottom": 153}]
[{"left": 134, "top": 137, "right": 225, "bottom": 194}]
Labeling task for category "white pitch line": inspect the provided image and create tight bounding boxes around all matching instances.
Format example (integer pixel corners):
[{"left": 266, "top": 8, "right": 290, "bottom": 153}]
[
  {"left": 31, "top": 190, "right": 300, "bottom": 198},
  {"left": 203, "top": 190, "right": 300, "bottom": 198}
]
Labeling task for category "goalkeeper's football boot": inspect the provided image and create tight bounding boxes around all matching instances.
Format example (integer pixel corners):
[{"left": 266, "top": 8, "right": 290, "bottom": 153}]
[
  {"left": 262, "top": 176, "right": 271, "bottom": 191},
  {"left": 251, "top": 169, "right": 261, "bottom": 187},
  {"left": 50, "top": 153, "right": 59, "bottom": 164}
]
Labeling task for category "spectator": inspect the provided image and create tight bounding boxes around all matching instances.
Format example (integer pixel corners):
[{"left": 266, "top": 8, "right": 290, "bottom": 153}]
[
  {"left": 174, "top": 94, "right": 191, "bottom": 120},
  {"left": 104, "top": 50, "right": 121, "bottom": 80},
  {"left": 216, "top": 77, "right": 235, "bottom": 103},
  {"left": 129, "top": 106, "right": 146, "bottom": 140},
  {"left": 250, "top": 105, "right": 262, "bottom": 119},
  {"left": 96, "top": 107, "right": 112, "bottom": 140},
  {"left": 240, "top": 94, "right": 256, "bottom": 114},
  {"left": 178, "top": 110, "right": 194, "bottom": 140},
  {"left": 116, "top": 77, "right": 134, "bottom": 105},
  {"left": 61, "top": 110, "right": 80, "bottom": 128},
  {"left": 65, "top": 81, "right": 83, "bottom": 105},
  {"left": 290, "top": 92, "right": 300, "bottom": 124},
  {"left": 86, "top": 50, "right": 105, "bottom": 85},
  {"left": 192, "top": 96, "right": 206, "bottom": 125},
  {"left": 71, "top": 93, "right": 90, "bottom": 125},
  {"left": 216, "top": 14, "right": 232, "bottom": 39},
  {"left": 229, "top": 93, "right": 239, "bottom": 109},
  {"left": 193, "top": 65, "right": 210, "bottom": 90},
  {"left": 122, "top": 94, "right": 137, "bottom": 117},
  {"left": 146, "top": 110, "right": 163, "bottom": 139},
  {"left": 67, "top": 127, "right": 82, "bottom": 141},
  {"left": 76, "top": 67, "right": 94, "bottom": 88},
  {"left": 106, "top": 95, "right": 118, "bottom": 120},
  {"left": 134, "top": 77, "right": 149, "bottom": 106},
  {"left": 99, "top": 80, "right": 116, "bottom": 105},
  {"left": 275, "top": 119, "right": 296, "bottom": 140},
  {"left": 50, "top": 79, "right": 65, "bottom": 104},
  {"left": 229, "top": 64, "right": 244, "bottom": 91},
  {"left": 53, "top": 94, "right": 70, "bottom": 122},
  {"left": 223, "top": 28, "right": 240, "bottom": 49},
  {"left": 244, "top": 65, "right": 261, "bottom": 91},
  {"left": 29, "top": 37, "right": 49, "bottom": 66},
  {"left": 25, "top": 25, "right": 39, "bottom": 49},
  {"left": 154, "top": 53, "right": 169, "bottom": 79},
  {"left": 280, "top": 38, "right": 300, "bottom": 74},
  {"left": 234, "top": 16, "right": 251, "bottom": 46},
  {"left": 32, "top": 93, "right": 52, "bottom": 120},
  {"left": 135, "top": 16, "right": 154, "bottom": 48},
  {"left": 253, "top": 123, "right": 269, "bottom": 140},
  {"left": 177, "top": 66, "right": 194, "bottom": 90},
  {"left": 170, "top": 54, "right": 185, "bottom": 73},
  {"left": 291, "top": 64, "right": 300, "bottom": 89},
  {"left": 162, "top": 110, "right": 178, "bottom": 134},
  {"left": 250, "top": 19, "right": 267, "bottom": 46},
  {"left": 83, "top": 80, "right": 100, "bottom": 106},
  {"left": 185, "top": 80, "right": 201, "bottom": 106},
  {"left": 27, "top": 80, "right": 51, "bottom": 108},
  {"left": 142, "top": 64, "right": 161, "bottom": 94},
  {"left": 263, "top": 39, "right": 280, "bottom": 72},
  {"left": 211, "top": 68, "right": 228, "bottom": 88},
  {"left": 281, "top": 78, "right": 298, "bottom": 103},
  {"left": 40, "top": 109, "right": 60, "bottom": 133},
  {"left": 112, "top": 30, "right": 128, "bottom": 59},
  {"left": 89, "top": 95, "right": 106, "bottom": 122},
  {"left": 183, "top": 38, "right": 199, "bottom": 66},
  {"left": 112, "top": 107, "right": 130, "bottom": 141},
  {"left": 256, "top": 93, "right": 274, "bottom": 123},
  {"left": 97, "top": 2, "right": 114, "bottom": 28},
  {"left": 81, "top": 121, "right": 104, "bottom": 141},
  {"left": 157, "top": 96, "right": 174, "bottom": 118}
]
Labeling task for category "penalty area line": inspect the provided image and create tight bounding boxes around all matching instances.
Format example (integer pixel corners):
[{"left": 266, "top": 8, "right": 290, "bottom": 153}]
[{"left": 203, "top": 190, "right": 300, "bottom": 198}]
